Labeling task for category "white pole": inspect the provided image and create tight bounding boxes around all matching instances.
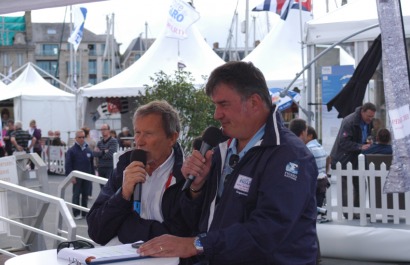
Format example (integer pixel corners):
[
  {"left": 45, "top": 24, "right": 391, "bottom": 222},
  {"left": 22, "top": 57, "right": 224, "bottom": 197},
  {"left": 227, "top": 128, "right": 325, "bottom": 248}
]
[{"left": 244, "top": 0, "right": 249, "bottom": 56}]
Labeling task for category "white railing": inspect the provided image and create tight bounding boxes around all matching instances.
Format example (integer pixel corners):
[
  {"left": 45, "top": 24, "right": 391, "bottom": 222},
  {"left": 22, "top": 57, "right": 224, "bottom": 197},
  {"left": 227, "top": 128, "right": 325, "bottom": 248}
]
[
  {"left": 324, "top": 154, "right": 410, "bottom": 226},
  {"left": 0, "top": 180, "right": 77, "bottom": 257},
  {"left": 54, "top": 170, "right": 108, "bottom": 247}
]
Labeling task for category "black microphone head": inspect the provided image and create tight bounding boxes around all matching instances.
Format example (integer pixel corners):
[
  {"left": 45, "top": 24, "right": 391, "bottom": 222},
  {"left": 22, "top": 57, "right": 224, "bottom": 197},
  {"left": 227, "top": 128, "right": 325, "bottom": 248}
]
[
  {"left": 202, "top": 126, "right": 223, "bottom": 148},
  {"left": 192, "top": 136, "right": 203, "bottom": 151},
  {"left": 130, "top": 149, "right": 147, "bottom": 166}
]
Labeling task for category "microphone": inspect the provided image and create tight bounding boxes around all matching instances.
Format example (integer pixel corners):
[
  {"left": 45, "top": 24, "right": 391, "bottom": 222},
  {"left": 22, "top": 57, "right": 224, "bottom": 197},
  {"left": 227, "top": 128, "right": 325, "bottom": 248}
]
[
  {"left": 182, "top": 126, "right": 223, "bottom": 191},
  {"left": 130, "top": 149, "right": 147, "bottom": 214},
  {"left": 192, "top": 136, "right": 203, "bottom": 151}
]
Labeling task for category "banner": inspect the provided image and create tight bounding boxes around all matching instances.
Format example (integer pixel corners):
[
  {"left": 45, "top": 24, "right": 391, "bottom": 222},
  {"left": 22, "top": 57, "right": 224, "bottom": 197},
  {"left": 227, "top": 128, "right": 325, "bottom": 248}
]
[
  {"left": 68, "top": 7, "right": 87, "bottom": 51},
  {"left": 321, "top": 65, "right": 354, "bottom": 154},
  {"left": 166, "top": 0, "right": 200, "bottom": 39}
]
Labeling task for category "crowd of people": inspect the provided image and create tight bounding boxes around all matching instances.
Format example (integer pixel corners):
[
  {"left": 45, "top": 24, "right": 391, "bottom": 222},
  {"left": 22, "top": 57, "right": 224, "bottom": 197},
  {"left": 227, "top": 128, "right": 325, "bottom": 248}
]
[{"left": 1, "top": 61, "right": 395, "bottom": 264}]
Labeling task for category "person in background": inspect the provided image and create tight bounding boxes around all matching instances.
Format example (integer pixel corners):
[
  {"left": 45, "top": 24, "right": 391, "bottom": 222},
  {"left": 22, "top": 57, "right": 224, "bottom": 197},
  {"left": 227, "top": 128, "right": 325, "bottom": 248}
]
[
  {"left": 370, "top": 118, "right": 382, "bottom": 143},
  {"left": 82, "top": 126, "right": 97, "bottom": 200},
  {"left": 362, "top": 128, "right": 393, "bottom": 155},
  {"left": 330, "top": 102, "right": 376, "bottom": 215},
  {"left": 118, "top": 127, "right": 134, "bottom": 148},
  {"left": 52, "top": 130, "right": 66, "bottom": 146},
  {"left": 28, "top": 119, "right": 42, "bottom": 156},
  {"left": 138, "top": 62, "right": 318, "bottom": 264},
  {"left": 110, "top": 129, "right": 121, "bottom": 146},
  {"left": 87, "top": 101, "right": 192, "bottom": 265},
  {"left": 11, "top": 121, "right": 35, "bottom": 153},
  {"left": 288, "top": 118, "right": 308, "bottom": 143},
  {"left": 1, "top": 108, "right": 10, "bottom": 127},
  {"left": 93, "top": 124, "right": 118, "bottom": 188},
  {"left": 4, "top": 119, "right": 15, "bottom": 156},
  {"left": 65, "top": 130, "right": 94, "bottom": 220}
]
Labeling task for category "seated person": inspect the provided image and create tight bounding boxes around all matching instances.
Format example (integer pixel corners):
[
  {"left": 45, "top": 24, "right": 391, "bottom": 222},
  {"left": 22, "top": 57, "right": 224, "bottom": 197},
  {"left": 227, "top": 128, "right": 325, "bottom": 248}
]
[
  {"left": 86, "top": 100, "right": 191, "bottom": 246},
  {"left": 362, "top": 128, "right": 392, "bottom": 155},
  {"left": 118, "top": 127, "right": 134, "bottom": 148}
]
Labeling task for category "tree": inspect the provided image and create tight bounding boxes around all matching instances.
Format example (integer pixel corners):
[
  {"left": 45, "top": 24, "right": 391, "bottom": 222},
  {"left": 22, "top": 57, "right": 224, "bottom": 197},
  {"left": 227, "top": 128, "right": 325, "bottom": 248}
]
[{"left": 136, "top": 70, "right": 219, "bottom": 153}]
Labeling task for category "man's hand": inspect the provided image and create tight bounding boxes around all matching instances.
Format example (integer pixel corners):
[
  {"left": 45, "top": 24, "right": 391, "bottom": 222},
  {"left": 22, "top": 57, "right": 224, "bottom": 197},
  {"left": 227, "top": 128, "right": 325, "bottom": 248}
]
[
  {"left": 121, "top": 161, "right": 147, "bottom": 201},
  {"left": 138, "top": 234, "right": 197, "bottom": 258},
  {"left": 181, "top": 149, "right": 213, "bottom": 192}
]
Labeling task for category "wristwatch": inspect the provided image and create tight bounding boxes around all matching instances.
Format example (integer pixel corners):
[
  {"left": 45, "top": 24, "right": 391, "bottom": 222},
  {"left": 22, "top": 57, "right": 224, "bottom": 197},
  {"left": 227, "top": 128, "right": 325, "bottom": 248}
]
[{"left": 193, "top": 234, "right": 205, "bottom": 254}]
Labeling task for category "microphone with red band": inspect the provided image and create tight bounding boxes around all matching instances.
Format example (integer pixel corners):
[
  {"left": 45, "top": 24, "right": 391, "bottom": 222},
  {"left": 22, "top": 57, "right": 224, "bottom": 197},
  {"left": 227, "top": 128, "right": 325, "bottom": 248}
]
[
  {"left": 182, "top": 126, "right": 223, "bottom": 191},
  {"left": 130, "top": 149, "right": 147, "bottom": 214}
]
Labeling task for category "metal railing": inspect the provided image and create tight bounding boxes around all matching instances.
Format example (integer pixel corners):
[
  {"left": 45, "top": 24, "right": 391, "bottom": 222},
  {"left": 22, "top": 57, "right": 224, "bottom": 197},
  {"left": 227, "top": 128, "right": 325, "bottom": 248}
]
[
  {"left": 55, "top": 170, "right": 108, "bottom": 247},
  {"left": 0, "top": 180, "right": 76, "bottom": 258}
]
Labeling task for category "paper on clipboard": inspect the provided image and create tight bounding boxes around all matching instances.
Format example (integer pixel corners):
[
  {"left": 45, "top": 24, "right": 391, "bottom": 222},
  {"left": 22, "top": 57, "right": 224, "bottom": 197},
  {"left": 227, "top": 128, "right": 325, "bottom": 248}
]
[{"left": 57, "top": 243, "right": 145, "bottom": 264}]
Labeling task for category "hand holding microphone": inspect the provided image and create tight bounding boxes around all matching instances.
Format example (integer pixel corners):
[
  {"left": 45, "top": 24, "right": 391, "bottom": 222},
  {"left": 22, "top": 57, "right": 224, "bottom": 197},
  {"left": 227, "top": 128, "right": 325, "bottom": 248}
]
[
  {"left": 182, "top": 126, "right": 223, "bottom": 191},
  {"left": 129, "top": 149, "right": 147, "bottom": 214}
]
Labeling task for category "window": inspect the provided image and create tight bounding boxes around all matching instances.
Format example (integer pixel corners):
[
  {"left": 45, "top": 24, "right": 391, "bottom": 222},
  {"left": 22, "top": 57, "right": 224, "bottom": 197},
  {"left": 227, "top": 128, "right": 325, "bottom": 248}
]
[
  {"left": 37, "top": 61, "right": 58, "bottom": 76},
  {"left": 89, "top": 60, "right": 96, "bottom": 75},
  {"left": 42, "top": 44, "right": 59, "bottom": 56}
]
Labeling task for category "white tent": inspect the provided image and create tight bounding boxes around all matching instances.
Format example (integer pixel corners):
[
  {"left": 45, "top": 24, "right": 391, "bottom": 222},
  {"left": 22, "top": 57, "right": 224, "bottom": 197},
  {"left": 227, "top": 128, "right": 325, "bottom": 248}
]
[
  {"left": 0, "top": 63, "right": 76, "bottom": 141},
  {"left": 81, "top": 24, "right": 225, "bottom": 98},
  {"left": 242, "top": 9, "right": 312, "bottom": 89},
  {"left": 0, "top": 0, "right": 105, "bottom": 15},
  {"left": 305, "top": 0, "right": 410, "bottom": 45}
]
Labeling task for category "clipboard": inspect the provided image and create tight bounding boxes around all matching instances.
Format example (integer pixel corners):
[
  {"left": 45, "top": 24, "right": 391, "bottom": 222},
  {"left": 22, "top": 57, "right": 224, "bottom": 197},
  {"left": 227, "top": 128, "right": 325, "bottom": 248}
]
[{"left": 57, "top": 242, "right": 147, "bottom": 264}]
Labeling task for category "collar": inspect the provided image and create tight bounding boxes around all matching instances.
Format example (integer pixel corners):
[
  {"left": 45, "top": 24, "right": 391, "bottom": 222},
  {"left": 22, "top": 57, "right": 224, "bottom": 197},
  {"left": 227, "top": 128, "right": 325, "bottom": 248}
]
[{"left": 228, "top": 124, "right": 265, "bottom": 159}]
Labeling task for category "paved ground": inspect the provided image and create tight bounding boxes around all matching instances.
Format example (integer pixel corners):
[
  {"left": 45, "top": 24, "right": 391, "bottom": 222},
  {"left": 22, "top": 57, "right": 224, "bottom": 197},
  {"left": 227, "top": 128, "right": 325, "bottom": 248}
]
[{"left": 1, "top": 172, "right": 410, "bottom": 265}]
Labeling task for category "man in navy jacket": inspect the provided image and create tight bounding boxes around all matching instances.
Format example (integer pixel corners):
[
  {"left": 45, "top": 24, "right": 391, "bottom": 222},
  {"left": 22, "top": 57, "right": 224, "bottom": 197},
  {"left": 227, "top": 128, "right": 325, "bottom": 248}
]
[
  {"left": 138, "top": 62, "right": 318, "bottom": 264},
  {"left": 65, "top": 130, "right": 94, "bottom": 219},
  {"left": 87, "top": 101, "right": 192, "bottom": 249}
]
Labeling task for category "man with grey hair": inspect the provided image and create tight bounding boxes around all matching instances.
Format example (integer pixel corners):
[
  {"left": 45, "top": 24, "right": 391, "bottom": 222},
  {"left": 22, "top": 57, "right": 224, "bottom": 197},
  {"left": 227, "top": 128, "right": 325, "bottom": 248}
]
[
  {"left": 10, "top": 121, "right": 35, "bottom": 153},
  {"left": 87, "top": 100, "right": 192, "bottom": 254}
]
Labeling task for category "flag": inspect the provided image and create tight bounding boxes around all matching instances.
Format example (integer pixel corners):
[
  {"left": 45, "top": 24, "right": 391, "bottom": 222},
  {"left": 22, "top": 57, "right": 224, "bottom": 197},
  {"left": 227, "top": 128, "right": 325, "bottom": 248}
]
[
  {"left": 252, "top": 0, "right": 291, "bottom": 18},
  {"left": 68, "top": 7, "right": 87, "bottom": 51},
  {"left": 327, "top": 35, "right": 382, "bottom": 118},
  {"left": 280, "top": 0, "right": 312, "bottom": 20},
  {"left": 166, "top": 0, "right": 200, "bottom": 39}
]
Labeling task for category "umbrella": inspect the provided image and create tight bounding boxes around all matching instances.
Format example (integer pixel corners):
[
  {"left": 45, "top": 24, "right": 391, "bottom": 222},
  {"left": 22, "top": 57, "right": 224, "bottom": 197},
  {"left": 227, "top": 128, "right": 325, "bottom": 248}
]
[
  {"left": 269, "top": 87, "right": 301, "bottom": 111},
  {"left": 326, "top": 34, "right": 382, "bottom": 118}
]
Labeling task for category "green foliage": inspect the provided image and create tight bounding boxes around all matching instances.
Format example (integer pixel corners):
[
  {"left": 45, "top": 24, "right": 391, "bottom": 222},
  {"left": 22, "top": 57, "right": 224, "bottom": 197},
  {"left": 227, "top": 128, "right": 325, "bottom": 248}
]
[{"left": 136, "top": 70, "right": 219, "bottom": 153}]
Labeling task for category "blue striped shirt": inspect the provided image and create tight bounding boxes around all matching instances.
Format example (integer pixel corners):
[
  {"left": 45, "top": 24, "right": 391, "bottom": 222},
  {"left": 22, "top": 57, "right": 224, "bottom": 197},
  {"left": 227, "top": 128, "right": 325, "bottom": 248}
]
[{"left": 306, "top": 139, "right": 328, "bottom": 179}]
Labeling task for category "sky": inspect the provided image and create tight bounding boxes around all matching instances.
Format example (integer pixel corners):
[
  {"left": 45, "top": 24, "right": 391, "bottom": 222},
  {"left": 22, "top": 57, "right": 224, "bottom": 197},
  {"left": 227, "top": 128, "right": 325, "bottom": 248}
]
[{"left": 4, "top": 0, "right": 353, "bottom": 54}]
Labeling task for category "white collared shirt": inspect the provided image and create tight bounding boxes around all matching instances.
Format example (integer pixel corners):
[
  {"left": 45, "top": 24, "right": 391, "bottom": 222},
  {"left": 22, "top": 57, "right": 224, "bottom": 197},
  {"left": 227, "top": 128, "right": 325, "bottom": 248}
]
[{"left": 140, "top": 149, "right": 175, "bottom": 222}]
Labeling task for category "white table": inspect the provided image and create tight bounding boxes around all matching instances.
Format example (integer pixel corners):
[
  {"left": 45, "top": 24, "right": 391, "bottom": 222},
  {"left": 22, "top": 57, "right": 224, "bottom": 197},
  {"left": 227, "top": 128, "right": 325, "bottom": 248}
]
[{"left": 5, "top": 249, "right": 179, "bottom": 265}]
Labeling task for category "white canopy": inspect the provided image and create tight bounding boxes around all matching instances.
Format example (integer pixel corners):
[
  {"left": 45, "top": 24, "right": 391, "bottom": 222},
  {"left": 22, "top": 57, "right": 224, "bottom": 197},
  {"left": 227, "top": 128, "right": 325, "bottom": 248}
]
[
  {"left": 305, "top": 0, "right": 410, "bottom": 45},
  {"left": 0, "top": 63, "right": 76, "bottom": 140},
  {"left": 242, "top": 8, "right": 312, "bottom": 88},
  {"left": 81, "top": 24, "right": 225, "bottom": 98},
  {"left": 0, "top": 0, "right": 105, "bottom": 14}
]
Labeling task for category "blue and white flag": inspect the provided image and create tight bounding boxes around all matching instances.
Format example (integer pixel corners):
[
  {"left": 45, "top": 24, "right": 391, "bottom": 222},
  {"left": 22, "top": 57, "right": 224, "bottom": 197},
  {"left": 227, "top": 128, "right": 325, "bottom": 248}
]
[
  {"left": 68, "top": 7, "right": 87, "bottom": 51},
  {"left": 166, "top": 0, "right": 200, "bottom": 39}
]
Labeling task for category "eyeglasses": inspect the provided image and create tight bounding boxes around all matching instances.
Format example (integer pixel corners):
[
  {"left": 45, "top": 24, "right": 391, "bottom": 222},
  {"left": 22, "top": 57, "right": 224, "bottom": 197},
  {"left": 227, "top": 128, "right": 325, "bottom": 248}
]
[
  {"left": 76, "top": 136, "right": 85, "bottom": 139},
  {"left": 57, "top": 240, "right": 94, "bottom": 254}
]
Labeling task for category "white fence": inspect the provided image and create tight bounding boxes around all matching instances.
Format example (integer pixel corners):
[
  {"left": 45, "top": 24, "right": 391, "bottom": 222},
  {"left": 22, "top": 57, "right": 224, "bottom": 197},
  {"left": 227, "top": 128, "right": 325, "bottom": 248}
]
[
  {"left": 325, "top": 154, "right": 410, "bottom": 226},
  {"left": 41, "top": 145, "right": 130, "bottom": 175}
]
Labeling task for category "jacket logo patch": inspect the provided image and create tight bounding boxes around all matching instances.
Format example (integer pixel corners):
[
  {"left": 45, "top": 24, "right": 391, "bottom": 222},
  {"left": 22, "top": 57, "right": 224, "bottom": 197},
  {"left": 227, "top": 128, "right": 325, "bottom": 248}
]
[
  {"left": 284, "top": 161, "right": 299, "bottom": 181},
  {"left": 234, "top": 174, "right": 252, "bottom": 195}
]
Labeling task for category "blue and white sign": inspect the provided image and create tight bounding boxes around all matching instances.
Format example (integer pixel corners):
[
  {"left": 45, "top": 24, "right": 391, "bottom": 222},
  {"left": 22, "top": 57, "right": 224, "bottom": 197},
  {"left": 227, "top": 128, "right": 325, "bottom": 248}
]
[{"left": 269, "top": 87, "right": 301, "bottom": 111}]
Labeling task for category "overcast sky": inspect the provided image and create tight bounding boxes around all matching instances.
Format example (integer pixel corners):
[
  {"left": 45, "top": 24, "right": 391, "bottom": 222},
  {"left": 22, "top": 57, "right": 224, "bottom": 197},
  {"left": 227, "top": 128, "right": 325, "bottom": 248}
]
[{"left": 6, "top": 0, "right": 353, "bottom": 53}]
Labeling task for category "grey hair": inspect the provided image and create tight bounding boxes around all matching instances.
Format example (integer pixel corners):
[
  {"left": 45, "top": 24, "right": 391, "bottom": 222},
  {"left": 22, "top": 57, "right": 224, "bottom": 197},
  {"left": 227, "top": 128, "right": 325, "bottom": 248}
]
[
  {"left": 14, "top": 121, "right": 23, "bottom": 129},
  {"left": 133, "top": 100, "right": 180, "bottom": 137}
]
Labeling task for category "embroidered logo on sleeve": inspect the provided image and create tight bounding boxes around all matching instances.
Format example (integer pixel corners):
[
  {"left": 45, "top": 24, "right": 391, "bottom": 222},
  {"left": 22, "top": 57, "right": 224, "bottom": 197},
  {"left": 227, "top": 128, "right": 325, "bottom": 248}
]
[
  {"left": 284, "top": 161, "right": 299, "bottom": 181},
  {"left": 234, "top": 174, "right": 252, "bottom": 195}
]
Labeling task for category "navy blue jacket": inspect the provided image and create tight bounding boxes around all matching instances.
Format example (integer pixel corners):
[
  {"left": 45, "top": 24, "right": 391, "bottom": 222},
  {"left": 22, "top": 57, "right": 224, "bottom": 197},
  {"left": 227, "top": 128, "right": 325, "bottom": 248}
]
[
  {"left": 87, "top": 143, "right": 192, "bottom": 245},
  {"left": 181, "top": 108, "right": 318, "bottom": 265},
  {"left": 65, "top": 143, "right": 94, "bottom": 175}
]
